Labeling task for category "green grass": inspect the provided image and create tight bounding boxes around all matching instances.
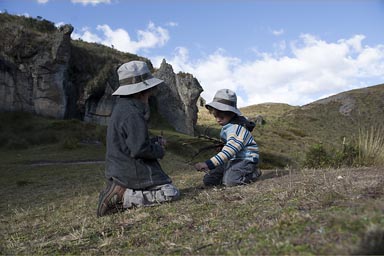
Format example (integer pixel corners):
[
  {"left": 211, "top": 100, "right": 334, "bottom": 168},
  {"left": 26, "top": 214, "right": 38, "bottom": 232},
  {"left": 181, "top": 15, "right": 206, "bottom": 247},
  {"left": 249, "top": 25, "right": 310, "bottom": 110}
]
[{"left": 0, "top": 113, "right": 383, "bottom": 255}]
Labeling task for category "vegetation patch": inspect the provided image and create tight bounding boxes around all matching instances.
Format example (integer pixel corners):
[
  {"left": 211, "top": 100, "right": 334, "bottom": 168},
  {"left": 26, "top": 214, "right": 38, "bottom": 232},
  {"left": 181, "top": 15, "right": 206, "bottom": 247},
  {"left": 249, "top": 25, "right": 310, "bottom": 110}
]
[{"left": 0, "top": 113, "right": 383, "bottom": 255}]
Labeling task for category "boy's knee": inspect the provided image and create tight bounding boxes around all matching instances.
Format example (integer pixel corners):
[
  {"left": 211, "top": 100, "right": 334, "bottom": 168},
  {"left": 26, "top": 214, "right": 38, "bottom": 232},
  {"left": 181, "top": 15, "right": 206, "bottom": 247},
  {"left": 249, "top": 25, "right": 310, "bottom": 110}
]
[
  {"left": 222, "top": 173, "right": 255, "bottom": 187},
  {"left": 203, "top": 175, "right": 222, "bottom": 186},
  {"left": 222, "top": 179, "right": 242, "bottom": 187}
]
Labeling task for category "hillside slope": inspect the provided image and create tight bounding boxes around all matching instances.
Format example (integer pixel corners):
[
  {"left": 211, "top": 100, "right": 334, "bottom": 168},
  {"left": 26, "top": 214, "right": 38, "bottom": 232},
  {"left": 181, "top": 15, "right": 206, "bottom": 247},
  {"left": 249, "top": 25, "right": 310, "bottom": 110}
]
[
  {"left": 0, "top": 98, "right": 383, "bottom": 255},
  {"left": 285, "top": 83, "right": 384, "bottom": 143},
  {"left": 197, "top": 84, "right": 384, "bottom": 168}
]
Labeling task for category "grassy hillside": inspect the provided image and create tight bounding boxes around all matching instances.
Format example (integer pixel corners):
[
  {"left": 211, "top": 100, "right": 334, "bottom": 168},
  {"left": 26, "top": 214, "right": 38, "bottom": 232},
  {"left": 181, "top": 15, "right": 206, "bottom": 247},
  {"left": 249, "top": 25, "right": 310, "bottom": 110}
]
[
  {"left": 217, "top": 83, "right": 384, "bottom": 168},
  {"left": 1, "top": 84, "right": 383, "bottom": 255}
]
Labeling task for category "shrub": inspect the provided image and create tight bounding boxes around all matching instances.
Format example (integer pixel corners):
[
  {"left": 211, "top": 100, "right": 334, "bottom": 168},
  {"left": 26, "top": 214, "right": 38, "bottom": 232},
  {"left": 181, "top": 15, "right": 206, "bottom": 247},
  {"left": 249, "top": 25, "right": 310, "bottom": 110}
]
[
  {"left": 304, "top": 141, "right": 361, "bottom": 169},
  {"left": 328, "top": 138, "right": 360, "bottom": 168},
  {"left": 304, "top": 143, "right": 331, "bottom": 168}
]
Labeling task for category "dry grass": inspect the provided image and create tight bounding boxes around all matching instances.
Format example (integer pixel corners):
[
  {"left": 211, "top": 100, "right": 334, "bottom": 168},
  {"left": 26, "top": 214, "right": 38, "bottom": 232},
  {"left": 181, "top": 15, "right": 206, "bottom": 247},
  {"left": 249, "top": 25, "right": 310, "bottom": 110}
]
[
  {"left": 358, "top": 126, "right": 384, "bottom": 166},
  {"left": 1, "top": 100, "right": 384, "bottom": 255},
  {"left": 1, "top": 140, "right": 383, "bottom": 255}
]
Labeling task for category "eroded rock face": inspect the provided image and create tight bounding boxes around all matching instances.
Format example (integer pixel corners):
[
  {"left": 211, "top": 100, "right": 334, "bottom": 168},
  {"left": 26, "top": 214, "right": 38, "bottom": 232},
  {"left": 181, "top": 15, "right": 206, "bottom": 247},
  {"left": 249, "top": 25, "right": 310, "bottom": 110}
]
[
  {"left": 0, "top": 15, "right": 203, "bottom": 135},
  {"left": 153, "top": 60, "right": 203, "bottom": 135},
  {"left": 0, "top": 24, "right": 74, "bottom": 119}
]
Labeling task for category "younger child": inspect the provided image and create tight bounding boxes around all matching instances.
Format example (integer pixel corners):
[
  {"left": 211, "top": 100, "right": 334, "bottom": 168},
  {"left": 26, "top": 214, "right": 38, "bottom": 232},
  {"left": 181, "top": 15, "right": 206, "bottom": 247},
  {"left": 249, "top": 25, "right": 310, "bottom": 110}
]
[{"left": 194, "top": 89, "right": 261, "bottom": 186}]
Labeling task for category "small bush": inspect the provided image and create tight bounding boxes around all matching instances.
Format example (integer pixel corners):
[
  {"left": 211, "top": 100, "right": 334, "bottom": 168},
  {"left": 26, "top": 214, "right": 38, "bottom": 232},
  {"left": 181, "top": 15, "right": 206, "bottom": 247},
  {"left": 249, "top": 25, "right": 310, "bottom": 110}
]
[
  {"left": 304, "top": 142, "right": 360, "bottom": 169},
  {"left": 304, "top": 144, "right": 331, "bottom": 168},
  {"left": 331, "top": 142, "right": 359, "bottom": 168}
]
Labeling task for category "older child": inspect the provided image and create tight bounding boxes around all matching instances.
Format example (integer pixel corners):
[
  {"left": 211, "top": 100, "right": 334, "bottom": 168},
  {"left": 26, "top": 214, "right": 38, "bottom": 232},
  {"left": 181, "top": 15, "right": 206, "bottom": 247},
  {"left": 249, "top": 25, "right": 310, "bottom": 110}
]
[
  {"left": 194, "top": 89, "right": 261, "bottom": 186},
  {"left": 97, "top": 61, "right": 179, "bottom": 217}
]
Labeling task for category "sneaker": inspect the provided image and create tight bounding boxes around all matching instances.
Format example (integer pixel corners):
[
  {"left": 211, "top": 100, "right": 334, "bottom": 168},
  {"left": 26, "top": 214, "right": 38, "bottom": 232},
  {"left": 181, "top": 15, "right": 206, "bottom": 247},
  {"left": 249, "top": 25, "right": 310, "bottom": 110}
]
[{"left": 97, "top": 181, "right": 126, "bottom": 217}]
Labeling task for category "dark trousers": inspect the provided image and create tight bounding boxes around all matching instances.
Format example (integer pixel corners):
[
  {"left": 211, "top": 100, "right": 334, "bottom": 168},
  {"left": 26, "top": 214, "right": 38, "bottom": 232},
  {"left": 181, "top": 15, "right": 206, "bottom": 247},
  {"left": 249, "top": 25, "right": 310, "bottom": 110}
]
[{"left": 203, "top": 159, "right": 260, "bottom": 187}]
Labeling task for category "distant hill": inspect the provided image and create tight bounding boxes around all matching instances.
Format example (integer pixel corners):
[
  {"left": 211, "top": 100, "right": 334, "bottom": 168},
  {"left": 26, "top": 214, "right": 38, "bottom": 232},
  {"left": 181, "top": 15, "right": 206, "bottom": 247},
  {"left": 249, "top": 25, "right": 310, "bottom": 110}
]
[
  {"left": 225, "top": 84, "right": 384, "bottom": 168},
  {"left": 283, "top": 83, "right": 384, "bottom": 144}
]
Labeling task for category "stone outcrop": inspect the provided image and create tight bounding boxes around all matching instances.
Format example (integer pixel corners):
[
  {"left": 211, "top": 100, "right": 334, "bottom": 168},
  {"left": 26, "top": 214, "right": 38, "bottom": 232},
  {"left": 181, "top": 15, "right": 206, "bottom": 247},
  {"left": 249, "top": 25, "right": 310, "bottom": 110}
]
[
  {"left": 153, "top": 60, "right": 203, "bottom": 135},
  {"left": 0, "top": 20, "right": 73, "bottom": 118},
  {"left": 307, "top": 94, "right": 356, "bottom": 117},
  {"left": 0, "top": 14, "right": 203, "bottom": 135}
]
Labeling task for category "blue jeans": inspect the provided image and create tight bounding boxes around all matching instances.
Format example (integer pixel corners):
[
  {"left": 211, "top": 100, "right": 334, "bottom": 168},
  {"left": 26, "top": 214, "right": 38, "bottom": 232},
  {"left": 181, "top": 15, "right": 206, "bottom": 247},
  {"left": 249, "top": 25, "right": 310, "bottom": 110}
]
[{"left": 203, "top": 159, "right": 260, "bottom": 187}]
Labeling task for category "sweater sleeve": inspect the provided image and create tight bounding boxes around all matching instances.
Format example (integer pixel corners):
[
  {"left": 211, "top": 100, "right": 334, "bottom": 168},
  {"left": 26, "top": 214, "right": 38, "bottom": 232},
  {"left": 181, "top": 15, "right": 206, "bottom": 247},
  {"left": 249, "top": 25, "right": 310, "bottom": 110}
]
[
  {"left": 122, "top": 113, "right": 164, "bottom": 160},
  {"left": 205, "top": 124, "right": 249, "bottom": 169}
]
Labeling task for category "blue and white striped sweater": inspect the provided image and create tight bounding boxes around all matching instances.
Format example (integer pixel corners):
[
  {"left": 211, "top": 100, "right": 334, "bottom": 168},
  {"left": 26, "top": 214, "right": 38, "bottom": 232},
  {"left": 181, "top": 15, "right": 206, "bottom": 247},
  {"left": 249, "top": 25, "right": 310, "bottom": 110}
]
[{"left": 205, "top": 122, "right": 259, "bottom": 170}]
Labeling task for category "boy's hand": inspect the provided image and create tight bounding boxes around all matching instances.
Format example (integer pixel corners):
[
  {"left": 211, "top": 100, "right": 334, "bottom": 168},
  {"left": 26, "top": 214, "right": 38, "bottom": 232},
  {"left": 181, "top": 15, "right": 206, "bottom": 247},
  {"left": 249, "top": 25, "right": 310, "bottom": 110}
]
[
  {"left": 152, "top": 136, "right": 166, "bottom": 148},
  {"left": 157, "top": 136, "right": 167, "bottom": 148},
  {"left": 194, "top": 162, "right": 208, "bottom": 172}
]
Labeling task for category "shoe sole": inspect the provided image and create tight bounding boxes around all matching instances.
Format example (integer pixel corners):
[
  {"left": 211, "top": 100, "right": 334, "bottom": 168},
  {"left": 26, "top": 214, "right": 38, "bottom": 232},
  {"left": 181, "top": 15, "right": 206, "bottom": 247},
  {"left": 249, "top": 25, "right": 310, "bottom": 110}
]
[{"left": 97, "top": 182, "right": 124, "bottom": 217}]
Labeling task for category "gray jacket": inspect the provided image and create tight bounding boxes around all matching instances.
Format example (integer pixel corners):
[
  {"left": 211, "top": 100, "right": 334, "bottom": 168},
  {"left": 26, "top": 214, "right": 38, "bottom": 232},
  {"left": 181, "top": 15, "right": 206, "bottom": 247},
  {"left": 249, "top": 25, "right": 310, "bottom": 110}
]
[{"left": 105, "top": 97, "right": 171, "bottom": 189}]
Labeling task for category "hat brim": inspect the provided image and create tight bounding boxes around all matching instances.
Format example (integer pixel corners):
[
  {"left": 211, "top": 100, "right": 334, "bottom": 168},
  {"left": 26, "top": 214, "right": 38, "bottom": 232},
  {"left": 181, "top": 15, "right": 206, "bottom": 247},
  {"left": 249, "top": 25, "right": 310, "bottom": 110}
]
[
  {"left": 206, "top": 101, "right": 242, "bottom": 116},
  {"left": 112, "top": 77, "right": 163, "bottom": 96}
]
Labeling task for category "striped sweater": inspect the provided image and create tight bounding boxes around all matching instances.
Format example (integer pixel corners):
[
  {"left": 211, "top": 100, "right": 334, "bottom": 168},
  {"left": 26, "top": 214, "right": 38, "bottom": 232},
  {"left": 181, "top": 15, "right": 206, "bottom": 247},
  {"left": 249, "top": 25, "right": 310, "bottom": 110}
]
[{"left": 205, "top": 120, "right": 259, "bottom": 170}]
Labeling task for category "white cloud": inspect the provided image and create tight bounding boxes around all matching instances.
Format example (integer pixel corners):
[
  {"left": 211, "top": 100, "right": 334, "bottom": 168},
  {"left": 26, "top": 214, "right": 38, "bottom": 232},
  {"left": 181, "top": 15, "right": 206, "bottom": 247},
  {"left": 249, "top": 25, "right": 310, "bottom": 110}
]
[
  {"left": 166, "top": 22, "right": 178, "bottom": 27},
  {"left": 71, "top": 0, "right": 111, "bottom": 5},
  {"left": 272, "top": 29, "right": 284, "bottom": 36},
  {"left": 71, "top": 22, "right": 169, "bottom": 54},
  {"left": 37, "top": 0, "right": 49, "bottom": 4},
  {"left": 55, "top": 22, "right": 65, "bottom": 28},
  {"left": 156, "top": 34, "right": 384, "bottom": 107}
]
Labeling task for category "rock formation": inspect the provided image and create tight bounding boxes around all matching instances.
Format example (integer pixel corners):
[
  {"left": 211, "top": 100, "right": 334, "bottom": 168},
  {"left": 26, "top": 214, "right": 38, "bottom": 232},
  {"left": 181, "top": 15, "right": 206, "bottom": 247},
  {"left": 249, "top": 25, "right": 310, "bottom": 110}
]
[
  {"left": 0, "top": 14, "right": 203, "bottom": 135},
  {"left": 153, "top": 60, "right": 203, "bottom": 135},
  {"left": 0, "top": 17, "right": 73, "bottom": 119}
]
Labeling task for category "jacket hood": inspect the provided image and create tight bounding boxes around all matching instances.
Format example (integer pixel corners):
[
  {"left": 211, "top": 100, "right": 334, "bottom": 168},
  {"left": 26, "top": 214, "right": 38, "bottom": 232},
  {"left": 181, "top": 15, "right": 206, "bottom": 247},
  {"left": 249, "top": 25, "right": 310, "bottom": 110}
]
[{"left": 230, "top": 115, "right": 255, "bottom": 132}]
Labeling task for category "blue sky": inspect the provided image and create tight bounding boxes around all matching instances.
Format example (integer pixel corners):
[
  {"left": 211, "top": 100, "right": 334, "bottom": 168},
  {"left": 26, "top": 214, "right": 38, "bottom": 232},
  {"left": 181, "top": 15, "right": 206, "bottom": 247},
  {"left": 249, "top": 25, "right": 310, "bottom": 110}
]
[{"left": 2, "top": 0, "right": 384, "bottom": 107}]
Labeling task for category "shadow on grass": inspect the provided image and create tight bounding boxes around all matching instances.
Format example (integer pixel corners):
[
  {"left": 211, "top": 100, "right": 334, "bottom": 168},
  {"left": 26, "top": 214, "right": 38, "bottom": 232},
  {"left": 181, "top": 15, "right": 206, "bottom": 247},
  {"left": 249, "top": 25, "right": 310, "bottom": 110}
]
[
  {"left": 179, "top": 169, "right": 290, "bottom": 198},
  {"left": 258, "top": 169, "right": 290, "bottom": 181}
]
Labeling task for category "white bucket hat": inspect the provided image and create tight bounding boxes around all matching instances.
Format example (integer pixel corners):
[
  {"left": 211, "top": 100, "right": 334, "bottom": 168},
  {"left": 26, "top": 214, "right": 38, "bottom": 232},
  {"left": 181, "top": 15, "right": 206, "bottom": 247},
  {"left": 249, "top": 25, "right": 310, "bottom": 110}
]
[
  {"left": 206, "top": 89, "right": 242, "bottom": 116},
  {"left": 112, "top": 61, "right": 164, "bottom": 96}
]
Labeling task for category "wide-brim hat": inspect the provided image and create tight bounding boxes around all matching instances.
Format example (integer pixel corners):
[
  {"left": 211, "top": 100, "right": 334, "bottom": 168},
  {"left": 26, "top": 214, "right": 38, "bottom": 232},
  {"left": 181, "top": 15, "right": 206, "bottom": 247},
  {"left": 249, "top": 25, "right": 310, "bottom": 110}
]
[
  {"left": 206, "top": 89, "right": 242, "bottom": 116},
  {"left": 112, "top": 60, "right": 164, "bottom": 96}
]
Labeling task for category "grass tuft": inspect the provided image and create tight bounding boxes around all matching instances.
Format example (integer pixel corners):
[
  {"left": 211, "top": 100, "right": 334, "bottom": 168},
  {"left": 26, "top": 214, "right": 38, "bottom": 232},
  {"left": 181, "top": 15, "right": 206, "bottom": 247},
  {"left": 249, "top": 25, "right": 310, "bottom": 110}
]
[{"left": 357, "top": 126, "right": 384, "bottom": 166}]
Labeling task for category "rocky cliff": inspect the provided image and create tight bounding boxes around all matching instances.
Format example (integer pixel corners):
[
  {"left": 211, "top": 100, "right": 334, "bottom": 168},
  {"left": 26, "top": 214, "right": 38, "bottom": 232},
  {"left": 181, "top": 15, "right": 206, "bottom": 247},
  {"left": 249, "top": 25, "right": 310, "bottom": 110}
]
[
  {"left": 0, "top": 15, "right": 73, "bottom": 118},
  {"left": 0, "top": 13, "right": 203, "bottom": 135}
]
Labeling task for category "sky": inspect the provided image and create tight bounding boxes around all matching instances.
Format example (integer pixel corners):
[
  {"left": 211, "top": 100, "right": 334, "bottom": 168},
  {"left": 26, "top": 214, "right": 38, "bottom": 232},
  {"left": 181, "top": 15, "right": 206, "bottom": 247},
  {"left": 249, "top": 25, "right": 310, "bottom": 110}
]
[{"left": 2, "top": 0, "right": 384, "bottom": 107}]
